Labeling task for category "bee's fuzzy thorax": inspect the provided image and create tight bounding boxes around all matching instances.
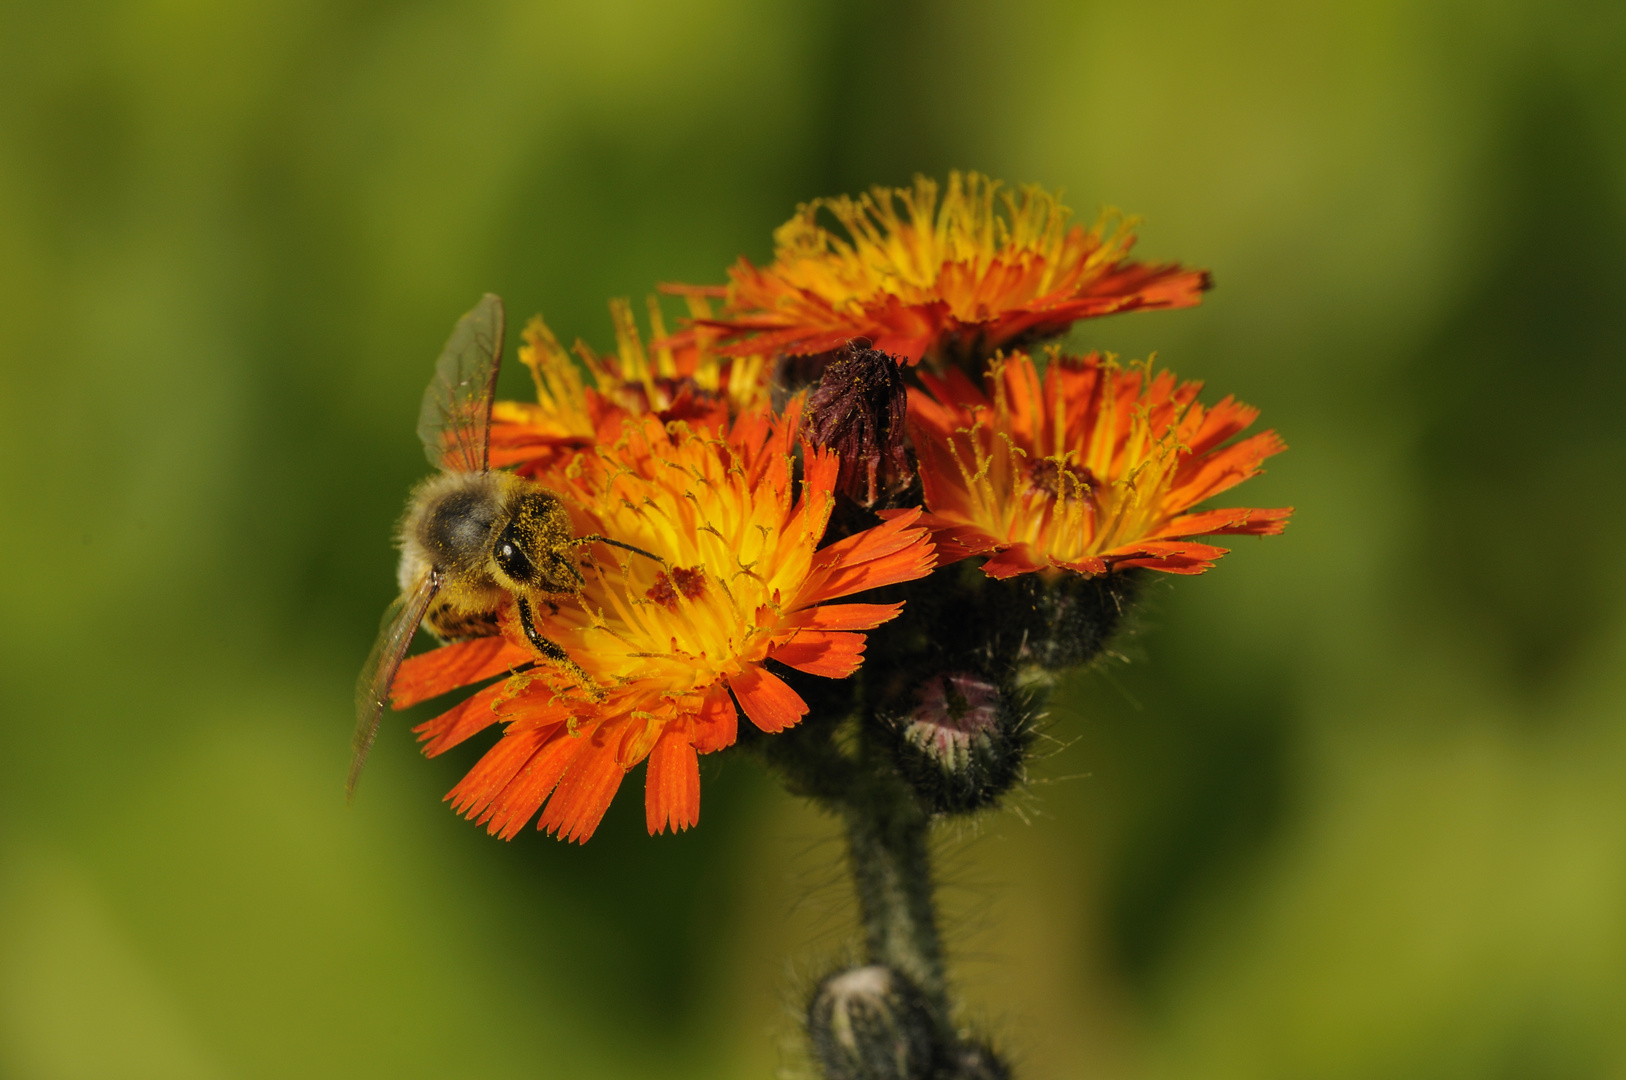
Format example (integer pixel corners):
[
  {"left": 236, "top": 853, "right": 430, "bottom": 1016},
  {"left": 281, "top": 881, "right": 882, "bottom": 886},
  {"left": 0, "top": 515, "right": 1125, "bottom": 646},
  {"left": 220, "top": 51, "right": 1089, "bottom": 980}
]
[{"left": 396, "top": 469, "right": 527, "bottom": 605}]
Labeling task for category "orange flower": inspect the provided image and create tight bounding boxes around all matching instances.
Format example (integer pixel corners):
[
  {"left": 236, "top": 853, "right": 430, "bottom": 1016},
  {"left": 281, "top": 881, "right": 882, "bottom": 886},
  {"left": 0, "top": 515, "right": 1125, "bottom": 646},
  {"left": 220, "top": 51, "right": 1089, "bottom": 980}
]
[
  {"left": 901, "top": 351, "right": 1290, "bottom": 578},
  {"left": 664, "top": 172, "right": 1210, "bottom": 366},
  {"left": 390, "top": 401, "right": 935, "bottom": 842},
  {"left": 488, "top": 296, "right": 771, "bottom": 476}
]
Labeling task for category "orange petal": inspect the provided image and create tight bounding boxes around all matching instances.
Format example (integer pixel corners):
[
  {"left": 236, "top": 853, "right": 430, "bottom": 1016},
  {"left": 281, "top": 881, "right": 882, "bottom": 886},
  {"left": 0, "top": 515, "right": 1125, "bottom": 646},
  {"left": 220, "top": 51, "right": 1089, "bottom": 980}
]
[
  {"left": 1090, "top": 540, "right": 1232, "bottom": 575},
  {"left": 414, "top": 681, "right": 507, "bottom": 756},
  {"left": 478, "top": 729, "right": 584, "bottom": 840},
  {"left": 771, "top": 630, "right": 867, "bottom": 678},
  {"left": 799, "top": 442, "right": 841, "bottom": 508},
  {"left": 887, "top": 510, "right": 999, "bottom": 565},
  {"left": 538, "top": 737, "right": 626, "bottom": 844},
  {"left": 1168, "top": 430, "right": 1287, "bottom": 506},
  {"left": 1179, "top": 395, "right": 1261, "bottom": 458},
  {"left": 812, "top": 506, "right": 925, "bottom": 571},
  {"left": 616, "top": 716, "right": 664, "bottom": 769},
  {"left": 1111, "top": 556, "right": 1215, "bottom": 575},
  {"left": 447, "top": 723, "right": 562, "bottom": 819},
  {"left": 1065, "top": 263, "right": 1210, "bottom": 314},
  {"left": 980, "top": 545, "right": 1045, "bottom": 579},
  {"left": 782, "top": 602, "right": 903, "bottom": 631},
  {"left": 913, "top": 367, "right": 988, "bottom": 414},
  {"left": 692, "top": 683, "right": 738, "bottom": 754},
  {"left": 806, "top": 539, "right": 936, "bottom": 600},
  {"left": 802, "top": 510, "right": 936, "bottom": 603},
  {"left": 727, "top": 665, "right": 809, "bottom": 733},
  {"left": 1160, "top": 506, "right": 1293, "bottom": 538},
  {"left": 392, "top": 637, "right": 531, "bottom": 709},
  {"left": 645, "top": 729, "right": 701, "bottom": 835}
]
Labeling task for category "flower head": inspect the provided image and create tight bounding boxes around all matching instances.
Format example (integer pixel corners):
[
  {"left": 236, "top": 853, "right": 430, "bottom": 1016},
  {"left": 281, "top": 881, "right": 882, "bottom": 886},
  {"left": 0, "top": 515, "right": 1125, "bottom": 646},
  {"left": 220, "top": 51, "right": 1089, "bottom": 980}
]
[
  {"left": 488, "top": 296, "right": 770, "bottom": 476},
  {"left": 391, "top": 401, "right": 935, "bottom": 842},
  {"left": 902, "top": 350, "right": 1291, "bottom": 579},
  {"left": 666, "top": 172, "right": 1210, "bottom": 367}
]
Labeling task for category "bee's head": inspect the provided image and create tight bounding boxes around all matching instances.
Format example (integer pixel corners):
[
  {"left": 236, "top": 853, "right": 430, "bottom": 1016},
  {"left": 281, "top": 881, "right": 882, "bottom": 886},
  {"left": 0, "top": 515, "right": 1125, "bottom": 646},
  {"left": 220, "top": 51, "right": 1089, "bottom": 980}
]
[{"left": 491, "top": 488, "right": 583, "bottom": 594}]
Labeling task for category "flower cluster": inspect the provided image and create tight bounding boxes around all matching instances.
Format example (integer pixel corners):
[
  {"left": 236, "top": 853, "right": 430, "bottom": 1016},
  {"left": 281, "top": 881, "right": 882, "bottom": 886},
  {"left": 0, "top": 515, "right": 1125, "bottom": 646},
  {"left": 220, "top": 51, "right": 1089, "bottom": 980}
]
[{"left": 382, "top": 174, "right": 1290, "bottom": 841}]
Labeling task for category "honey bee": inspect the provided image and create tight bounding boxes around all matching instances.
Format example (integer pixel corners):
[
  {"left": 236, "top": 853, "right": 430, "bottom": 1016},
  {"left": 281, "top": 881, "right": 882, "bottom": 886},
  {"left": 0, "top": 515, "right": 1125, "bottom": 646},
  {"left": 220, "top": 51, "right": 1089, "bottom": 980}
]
[{"left": 349, "top": 294, "right": 660, "bottom": 798}]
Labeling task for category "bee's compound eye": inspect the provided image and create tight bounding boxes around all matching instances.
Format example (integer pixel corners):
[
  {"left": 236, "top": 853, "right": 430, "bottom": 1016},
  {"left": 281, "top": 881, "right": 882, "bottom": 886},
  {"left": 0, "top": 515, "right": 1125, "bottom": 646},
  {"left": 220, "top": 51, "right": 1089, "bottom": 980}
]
[{"left": 494, "top": 535, "right": 536, "bottom": 584}]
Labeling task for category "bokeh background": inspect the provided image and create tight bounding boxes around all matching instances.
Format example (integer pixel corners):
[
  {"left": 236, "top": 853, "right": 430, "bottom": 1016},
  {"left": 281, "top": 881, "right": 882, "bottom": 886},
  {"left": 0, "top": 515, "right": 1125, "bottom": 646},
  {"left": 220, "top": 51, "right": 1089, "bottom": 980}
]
[{"left": 3, "top": 1, "right": 1624, "bottom": 1077}]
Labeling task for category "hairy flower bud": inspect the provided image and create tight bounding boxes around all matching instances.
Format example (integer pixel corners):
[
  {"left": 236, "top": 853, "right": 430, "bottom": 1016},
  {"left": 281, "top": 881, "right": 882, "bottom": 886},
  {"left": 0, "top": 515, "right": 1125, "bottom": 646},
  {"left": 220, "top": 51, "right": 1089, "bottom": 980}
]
[
  {"left": 884, "top": 672, "right": 1032, "bottom": 815},
  {"left": 805, "top": 341, "right": 912, "bottom": 508},
  {"left": 1007, "top": 570, "right": 1139, "bottom": 675},
  {"left": 807, "top": 965, "right": 941, "bottom": 1080},
  {"left": 950, "top": 1041, "right": 1012, "bottom": 1080}
]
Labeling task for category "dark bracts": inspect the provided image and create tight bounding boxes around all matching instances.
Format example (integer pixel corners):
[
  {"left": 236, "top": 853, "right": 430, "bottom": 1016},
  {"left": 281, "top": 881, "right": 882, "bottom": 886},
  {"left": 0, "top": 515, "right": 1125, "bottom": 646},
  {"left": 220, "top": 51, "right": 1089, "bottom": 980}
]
[{"left": 746, "top": 555, "right": 1139, "bottom": 1078}]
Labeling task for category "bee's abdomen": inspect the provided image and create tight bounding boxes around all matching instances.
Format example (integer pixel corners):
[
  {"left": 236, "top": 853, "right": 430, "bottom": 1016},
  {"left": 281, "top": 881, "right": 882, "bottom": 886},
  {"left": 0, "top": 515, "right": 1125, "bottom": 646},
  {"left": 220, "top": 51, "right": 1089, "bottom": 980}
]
[{"left": 424, "top": 601, "right": 502, "bottom": 643}]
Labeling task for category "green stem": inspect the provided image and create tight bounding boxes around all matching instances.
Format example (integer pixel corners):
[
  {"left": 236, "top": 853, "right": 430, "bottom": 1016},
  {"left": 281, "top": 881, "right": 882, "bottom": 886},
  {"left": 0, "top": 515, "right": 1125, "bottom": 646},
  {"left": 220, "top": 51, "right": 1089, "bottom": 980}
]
[
  {"left": 746, "top": 710, "right": 955, "bottom": 1035},
  {"left": 842, "top": 784, "right": 948, "bottom": 1017}
]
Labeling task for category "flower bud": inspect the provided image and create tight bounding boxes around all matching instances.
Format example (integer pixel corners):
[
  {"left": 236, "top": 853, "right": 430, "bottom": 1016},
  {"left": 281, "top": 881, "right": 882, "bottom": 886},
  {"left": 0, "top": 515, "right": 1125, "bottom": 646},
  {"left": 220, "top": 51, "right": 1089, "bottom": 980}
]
[
  {"left": 950, "top": 1041, "right": 1012, "bottom": 1080},
  {"left": 807, "top": 965, "right": 941, "bottom": 1080},
  {"left": 805, "top": 341, "right": 912, "bottom": 508},
  {"left": 884, "top": 672, "right": 1031, "bottom": 815},
  {"left": 972, "top": 570, "right": 1140, "bottom": 681}
]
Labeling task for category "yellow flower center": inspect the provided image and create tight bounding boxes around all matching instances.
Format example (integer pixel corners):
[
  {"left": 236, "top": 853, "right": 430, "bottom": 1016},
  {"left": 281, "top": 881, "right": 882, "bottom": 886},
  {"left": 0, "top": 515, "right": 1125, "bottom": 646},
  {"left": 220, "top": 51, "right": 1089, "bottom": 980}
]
[
  {"left": 527, "top": 414, "right": 830, "bottom": 713},
  {"left": 765, "top": 172, "right": 1134, "bottom": 321},
  {"left": 943, "top": 357, "right": 1189, "bottom": 564}
]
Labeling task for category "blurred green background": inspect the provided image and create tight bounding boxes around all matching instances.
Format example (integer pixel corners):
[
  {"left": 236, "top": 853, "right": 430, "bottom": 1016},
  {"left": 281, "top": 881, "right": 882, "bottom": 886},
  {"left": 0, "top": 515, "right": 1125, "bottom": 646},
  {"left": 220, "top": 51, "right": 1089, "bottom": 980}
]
[{"left": 3, "top": 1, "right": 1624, "bottom": 1077}]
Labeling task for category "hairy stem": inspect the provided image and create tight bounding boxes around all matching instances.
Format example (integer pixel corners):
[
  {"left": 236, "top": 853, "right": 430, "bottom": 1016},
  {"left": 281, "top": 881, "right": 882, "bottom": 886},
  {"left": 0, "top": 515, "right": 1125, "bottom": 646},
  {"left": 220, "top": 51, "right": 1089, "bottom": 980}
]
[
  {"left": 843, "top": 782, "right": 948, "bottom": 1018},
  {"left": 745, "top": 704, "right": 957, "bottom": 1046}
]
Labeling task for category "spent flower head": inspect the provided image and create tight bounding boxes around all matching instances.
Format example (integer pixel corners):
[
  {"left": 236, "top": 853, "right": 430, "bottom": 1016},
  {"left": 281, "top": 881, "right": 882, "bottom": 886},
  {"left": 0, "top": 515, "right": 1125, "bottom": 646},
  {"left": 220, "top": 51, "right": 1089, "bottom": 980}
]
[{"left": 804, "top": 340, "right": 912, "bottom": 508}]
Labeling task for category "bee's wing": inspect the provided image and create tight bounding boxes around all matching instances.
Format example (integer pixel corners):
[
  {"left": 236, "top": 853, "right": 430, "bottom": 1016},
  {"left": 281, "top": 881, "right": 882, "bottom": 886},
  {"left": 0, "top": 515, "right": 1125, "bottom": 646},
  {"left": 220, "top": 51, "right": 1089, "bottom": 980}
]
[
  {"left": 417, "top": 293, "right": 505, "bottom": 473},
  {"left": 349, "top": 570, "right": 441, "bottom": 800}
]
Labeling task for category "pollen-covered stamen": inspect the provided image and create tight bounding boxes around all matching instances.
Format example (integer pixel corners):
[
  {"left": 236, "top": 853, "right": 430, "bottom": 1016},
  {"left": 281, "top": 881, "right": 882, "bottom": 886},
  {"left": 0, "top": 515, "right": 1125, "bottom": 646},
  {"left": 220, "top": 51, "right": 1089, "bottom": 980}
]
[
  {"left": 1026, "top": 457, "right": 1097, "bottom": 501},
  {"left": 645, "top": 564, "right": 708, "bottom": 609}
]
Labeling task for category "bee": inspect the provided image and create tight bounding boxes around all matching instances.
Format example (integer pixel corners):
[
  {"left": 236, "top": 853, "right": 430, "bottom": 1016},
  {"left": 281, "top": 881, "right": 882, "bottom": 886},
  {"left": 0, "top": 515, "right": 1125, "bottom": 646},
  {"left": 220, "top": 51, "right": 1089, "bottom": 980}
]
[{"left": 349, "top": 294, "right": 660, "bottom": 798}]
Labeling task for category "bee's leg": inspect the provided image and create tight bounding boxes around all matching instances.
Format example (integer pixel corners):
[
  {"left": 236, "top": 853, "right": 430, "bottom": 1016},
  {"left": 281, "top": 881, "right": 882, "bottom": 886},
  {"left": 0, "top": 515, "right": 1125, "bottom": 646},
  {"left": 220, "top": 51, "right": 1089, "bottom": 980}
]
[{"left": 515, "top": 595, "right": 605, "bottom": 701}]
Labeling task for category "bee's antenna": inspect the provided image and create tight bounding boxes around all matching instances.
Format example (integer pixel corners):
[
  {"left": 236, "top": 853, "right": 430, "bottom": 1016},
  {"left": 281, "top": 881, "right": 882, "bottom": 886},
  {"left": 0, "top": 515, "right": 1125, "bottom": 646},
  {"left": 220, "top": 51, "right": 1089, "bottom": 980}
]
[{"left": 573, "top": 535, "right": 666, "bottom": 566}]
